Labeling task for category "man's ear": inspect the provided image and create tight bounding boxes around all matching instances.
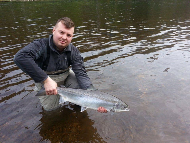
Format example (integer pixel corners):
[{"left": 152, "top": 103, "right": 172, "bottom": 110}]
[{"left": 52, "top": 27, "right": 55, "bottom": 34}]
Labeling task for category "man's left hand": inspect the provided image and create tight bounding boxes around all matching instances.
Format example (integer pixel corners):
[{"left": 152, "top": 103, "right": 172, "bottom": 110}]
[{"left": 97, "top": 107, "right": 108, "bottom": 113}]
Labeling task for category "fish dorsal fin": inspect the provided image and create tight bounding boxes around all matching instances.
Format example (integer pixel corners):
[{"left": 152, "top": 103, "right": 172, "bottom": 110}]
[{"left": 81, "top": 106, "right": 87, "bottom": 112}]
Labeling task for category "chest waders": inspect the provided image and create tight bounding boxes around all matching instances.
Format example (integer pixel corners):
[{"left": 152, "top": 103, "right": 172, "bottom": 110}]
[
  {"left": 35, "top": 44, "right": 80, "bottom": 111},
  {"left": 35, "top": 69, "right": 69, "bottom": 111},
  {"left": 36, "top": 69, "right": 80, "bottom": 111}
]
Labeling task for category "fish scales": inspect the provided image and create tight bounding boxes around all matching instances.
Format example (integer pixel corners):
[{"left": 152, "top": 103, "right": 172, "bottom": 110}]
[
  {"left": 58, "top": 87, "right": 121, "bottom": 102},
  {"left": 57, "top": 87, "right": 129, "bottom": 112}
]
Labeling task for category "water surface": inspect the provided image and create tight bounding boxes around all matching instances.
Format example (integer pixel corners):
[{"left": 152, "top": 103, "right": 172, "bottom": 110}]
[{"left": 0, "top": 0, "right": 190, "bottom": 142}]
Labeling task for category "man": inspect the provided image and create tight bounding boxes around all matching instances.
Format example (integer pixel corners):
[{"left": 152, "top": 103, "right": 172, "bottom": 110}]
[{"left": 14, "top": 17, "right": 107, "bottom": 113}]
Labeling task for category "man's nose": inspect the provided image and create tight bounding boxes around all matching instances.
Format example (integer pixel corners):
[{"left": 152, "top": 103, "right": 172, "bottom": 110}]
[{"left": 62, "top": 34, "right": 67, "bottom": 39}]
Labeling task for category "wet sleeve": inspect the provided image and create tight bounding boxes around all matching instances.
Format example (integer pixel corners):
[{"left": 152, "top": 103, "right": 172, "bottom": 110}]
[
  {"left": 13, "top": 41, "right": 48, "bottom": 83},
  {"left": 71, "top": 47, "right": 92, "bottom": 89}
]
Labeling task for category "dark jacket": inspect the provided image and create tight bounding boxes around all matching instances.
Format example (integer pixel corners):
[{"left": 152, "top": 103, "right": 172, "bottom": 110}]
[{"left": 14, "top": 35, "right": 92, "bottom": 89}]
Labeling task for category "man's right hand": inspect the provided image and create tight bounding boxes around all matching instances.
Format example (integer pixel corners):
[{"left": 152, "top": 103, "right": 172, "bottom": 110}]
[{"left": 43, "top": 76, "right": 57, "bottom": 95}]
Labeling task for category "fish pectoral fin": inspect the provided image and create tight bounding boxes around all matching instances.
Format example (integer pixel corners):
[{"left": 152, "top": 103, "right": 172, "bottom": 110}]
[
  {"left": 35, "top": 88, "right": 46, "bottom": 96},
  {"left": 80, "top": 106, "right": 87, "bottom": 112}
]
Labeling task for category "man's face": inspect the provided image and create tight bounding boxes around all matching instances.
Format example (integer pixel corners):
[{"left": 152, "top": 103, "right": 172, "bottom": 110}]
[{"left": 52, "top": 22, "right": 74, "bottom": 50}]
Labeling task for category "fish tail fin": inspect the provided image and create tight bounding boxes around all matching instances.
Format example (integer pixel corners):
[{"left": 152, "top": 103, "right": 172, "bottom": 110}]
[
  {"left": 35, "top": 89, "right": 46, "bottom": 96},
  {"left": 38, "top": 95, "right": 60, "bottom": 111}
]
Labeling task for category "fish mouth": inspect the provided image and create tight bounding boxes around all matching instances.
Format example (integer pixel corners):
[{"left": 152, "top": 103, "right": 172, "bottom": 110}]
[
  {"left": 113, "top": 103, "right": 130, "bottom": 112},
  {"left": 125, "top": 105, "right": 130, "bottom": 111}
]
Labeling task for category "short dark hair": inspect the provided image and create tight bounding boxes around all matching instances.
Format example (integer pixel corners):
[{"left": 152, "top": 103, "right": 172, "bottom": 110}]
[{"left": 55, "top": 17, "right": 75, "bottom": 28}]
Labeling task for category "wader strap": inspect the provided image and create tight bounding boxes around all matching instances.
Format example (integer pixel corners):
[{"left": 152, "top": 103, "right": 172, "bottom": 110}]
[{"left": 42, "top": 41, "right": 50, "bottom": 71}]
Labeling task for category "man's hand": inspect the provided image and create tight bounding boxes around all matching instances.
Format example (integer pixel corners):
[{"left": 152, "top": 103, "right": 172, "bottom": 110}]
[
  {"left": 97, "top": 107, "right": 108, "bottom": 113},
  {"left": 44, "top": 76, "right": 57, "bottom": 95}
]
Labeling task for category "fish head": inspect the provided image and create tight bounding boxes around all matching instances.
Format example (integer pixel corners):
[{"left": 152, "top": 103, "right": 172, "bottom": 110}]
[{"left": 113, "top": 102, "right": 130, "bottom": 112}]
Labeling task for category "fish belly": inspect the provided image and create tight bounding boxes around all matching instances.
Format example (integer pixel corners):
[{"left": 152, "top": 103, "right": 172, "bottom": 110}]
[{"left": 60, "top": 93, "right": 114, "bottom": 111}]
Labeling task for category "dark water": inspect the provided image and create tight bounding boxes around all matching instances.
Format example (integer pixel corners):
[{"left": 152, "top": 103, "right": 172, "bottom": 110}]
[{"left": 1, "top": 0, "right": 190, "bottom": 142}]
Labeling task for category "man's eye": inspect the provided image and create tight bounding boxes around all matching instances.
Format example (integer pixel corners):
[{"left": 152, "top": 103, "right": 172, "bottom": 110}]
[{"left": 67, "top": 34, "right": 71, "bottom": 37}]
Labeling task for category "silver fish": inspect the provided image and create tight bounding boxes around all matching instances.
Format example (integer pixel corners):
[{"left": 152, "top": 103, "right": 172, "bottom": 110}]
[{"left": 57, "top": 87, "right": 129, "bottom": 112}]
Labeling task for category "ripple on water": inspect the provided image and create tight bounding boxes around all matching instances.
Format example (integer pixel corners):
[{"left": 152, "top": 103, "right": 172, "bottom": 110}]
[{"left": 96, "top": 114, "right": 131, "bottom": 143}]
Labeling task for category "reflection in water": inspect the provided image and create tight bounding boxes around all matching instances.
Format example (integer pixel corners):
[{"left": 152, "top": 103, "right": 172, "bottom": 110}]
[
  {"left": 38, "top": 104, "right": 104, "bottom": 142},
  {"left": 0, "top": 0, "right": 190, "bottom": 142}
]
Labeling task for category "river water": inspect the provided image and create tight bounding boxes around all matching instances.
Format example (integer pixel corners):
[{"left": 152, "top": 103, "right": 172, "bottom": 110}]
[{"left": 0, "top": 0, "right": 190, "bottom": 143}]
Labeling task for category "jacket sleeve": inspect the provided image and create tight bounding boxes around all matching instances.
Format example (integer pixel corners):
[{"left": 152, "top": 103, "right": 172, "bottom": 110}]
[
  {"left": 13, "top": 40, "right": 48, "bottom": 83},
  {"left": 71, "top": 46, "right": 92, "bottom": 89}
]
